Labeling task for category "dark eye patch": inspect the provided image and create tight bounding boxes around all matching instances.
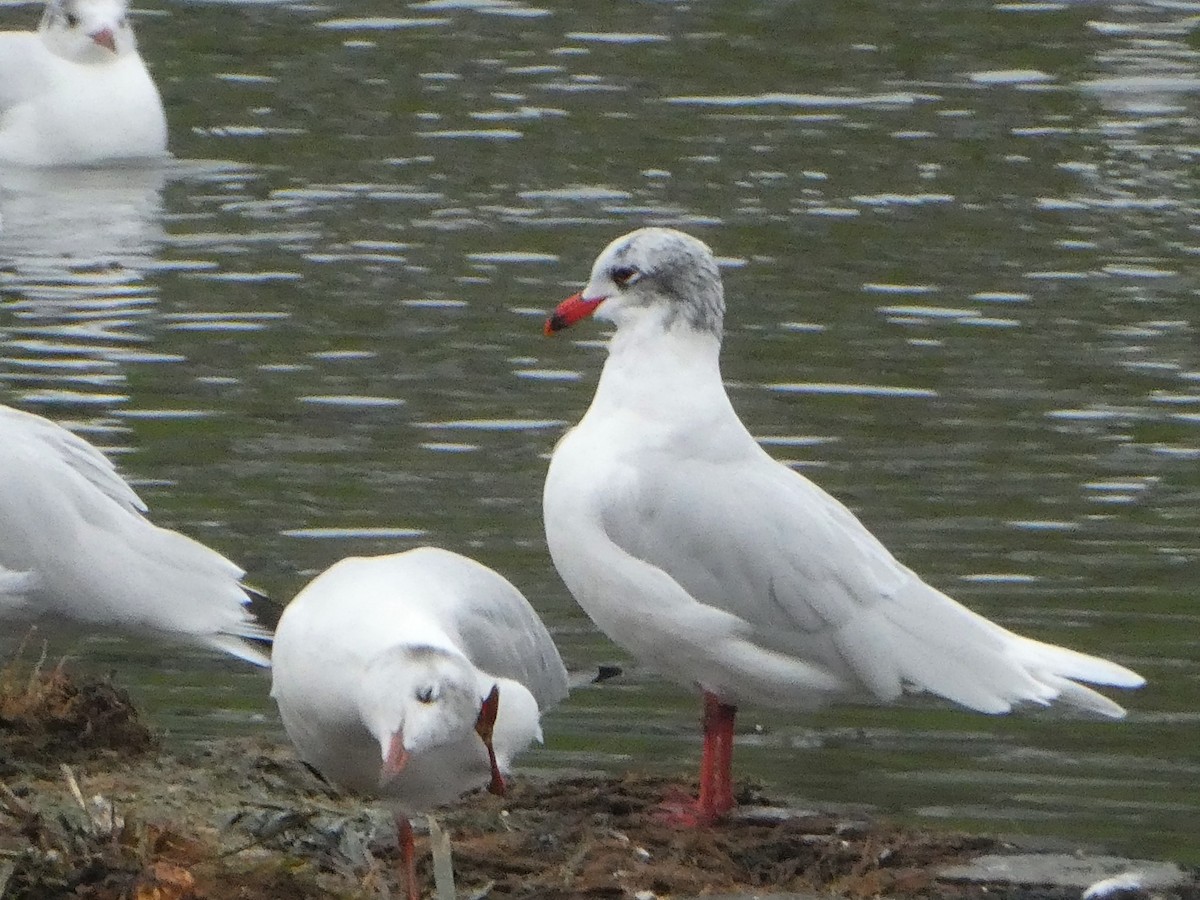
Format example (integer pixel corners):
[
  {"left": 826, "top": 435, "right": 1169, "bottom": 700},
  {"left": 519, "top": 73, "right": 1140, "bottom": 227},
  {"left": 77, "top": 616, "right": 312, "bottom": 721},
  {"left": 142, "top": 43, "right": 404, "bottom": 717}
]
[
  {"left": 416, "top": 686, "right": 434, "bottom": 704},
  {"left": 611, "top": 266, "right": 640, "bottom": 287}
]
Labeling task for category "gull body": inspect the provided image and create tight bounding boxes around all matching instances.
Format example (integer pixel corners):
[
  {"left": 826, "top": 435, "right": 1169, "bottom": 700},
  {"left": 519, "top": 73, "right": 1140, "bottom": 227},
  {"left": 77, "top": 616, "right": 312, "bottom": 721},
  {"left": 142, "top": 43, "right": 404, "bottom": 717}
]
[
  {"left": 542, "top": 227, "right": 1144, "bottom": 821},
  {"left": 270, "top": 547, "right": 569, "bottom": 898},
  {"left": 0, "top": 404, "right": 270, "bottom": 665},
  {"left": 0, "top": 0, "right": 167, "bottom": 167}
]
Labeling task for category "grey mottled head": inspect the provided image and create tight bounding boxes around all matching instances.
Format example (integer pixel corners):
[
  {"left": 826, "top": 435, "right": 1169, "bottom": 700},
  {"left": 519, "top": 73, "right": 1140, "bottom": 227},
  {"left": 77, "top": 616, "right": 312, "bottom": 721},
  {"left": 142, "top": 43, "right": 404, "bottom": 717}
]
[
  {"left": 569, "top": 228, "right": 726, "bottom": 338},
  {"left": 40, "top": 0, "right": 136, "bottom": 62}
]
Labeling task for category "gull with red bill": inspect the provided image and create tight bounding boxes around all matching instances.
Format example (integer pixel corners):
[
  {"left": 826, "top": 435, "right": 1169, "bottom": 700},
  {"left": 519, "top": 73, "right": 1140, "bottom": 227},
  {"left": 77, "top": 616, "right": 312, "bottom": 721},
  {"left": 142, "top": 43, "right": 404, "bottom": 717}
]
[
  {"left": 542, "top": 226, "right": 1144, "bottom": 825},
  {"left": 270, "top": 547, "right": 569, "bottom": 900},
  {"left": 544, "top": 292, "right": 604, "bottom": 335},
  {"left": 0, "top": 0, "right": 167, "bottom": 166}
]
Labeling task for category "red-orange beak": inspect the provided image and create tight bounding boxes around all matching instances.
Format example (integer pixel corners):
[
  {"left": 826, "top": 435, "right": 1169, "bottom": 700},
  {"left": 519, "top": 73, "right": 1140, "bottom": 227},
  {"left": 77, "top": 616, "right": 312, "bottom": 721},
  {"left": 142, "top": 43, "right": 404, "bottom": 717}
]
[
  {"left": 544, "top": 292, "right": 604, "bottom": 336},
  {"left": 383, "top": 730, "right": 409, "bottom": 778},
  {"left": 90, "top": 28, "right": 117, "bottom": 51}
]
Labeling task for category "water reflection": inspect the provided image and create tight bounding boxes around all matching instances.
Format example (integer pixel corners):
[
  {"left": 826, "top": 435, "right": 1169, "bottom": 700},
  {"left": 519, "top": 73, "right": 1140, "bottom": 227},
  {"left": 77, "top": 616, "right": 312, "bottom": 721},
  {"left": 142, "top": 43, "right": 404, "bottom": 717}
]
[
  {"left": 0, "top": 163, "right": 166, "bottom": 267},
  {"left": 0, "top": 164, "right": 168, "bottom": 411}
]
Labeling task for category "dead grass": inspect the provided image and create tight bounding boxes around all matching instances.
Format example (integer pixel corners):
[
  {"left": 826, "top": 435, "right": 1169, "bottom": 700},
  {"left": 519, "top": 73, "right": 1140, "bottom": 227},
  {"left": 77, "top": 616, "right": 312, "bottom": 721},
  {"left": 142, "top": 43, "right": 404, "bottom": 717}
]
[
  {"left": 0, "top": 761, "right": 1000, "bottom": 900},
  {"left": 0, "top": 772, "right": 339, "bottom": 900},
  {"left": 426, "top": 773, "right": 1000, "bottom": 899},
  {"left": 3, "top": 670, "right": 1192, "bottom": 900},
  {"left": 0, "top": 648, "right": 155, "bottom": 765}
]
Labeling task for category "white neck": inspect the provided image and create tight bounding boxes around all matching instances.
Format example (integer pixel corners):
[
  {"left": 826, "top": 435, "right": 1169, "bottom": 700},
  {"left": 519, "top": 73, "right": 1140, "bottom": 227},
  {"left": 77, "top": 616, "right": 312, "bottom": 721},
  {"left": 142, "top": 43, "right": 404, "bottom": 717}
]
[
  {"left": 588, "top": 311, "right": 727, "bottom": 425},
  {"left": 490, "top": 676, "right": 543, "bottom": 768}
]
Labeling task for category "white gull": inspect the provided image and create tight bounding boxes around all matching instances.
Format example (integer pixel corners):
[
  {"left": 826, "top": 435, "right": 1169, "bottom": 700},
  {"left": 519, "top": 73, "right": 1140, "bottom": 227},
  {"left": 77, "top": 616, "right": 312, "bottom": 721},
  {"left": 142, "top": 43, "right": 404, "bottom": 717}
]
[
  {"left": 0, "top": 0, "right": 167, "bottom": 166},
  {"left": 542, "top": 227, "right": 1144, "bottom": 824},
  {"left": 270, "top": 546, "right": 569, "bottom": 899}
]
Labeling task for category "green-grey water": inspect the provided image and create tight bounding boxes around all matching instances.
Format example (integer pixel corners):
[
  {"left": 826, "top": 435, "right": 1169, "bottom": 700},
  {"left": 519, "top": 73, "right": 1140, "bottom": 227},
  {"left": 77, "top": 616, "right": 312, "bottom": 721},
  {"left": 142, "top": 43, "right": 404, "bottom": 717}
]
[{"left": 2, "top": 0, "right": 1197, "bottom": 865}]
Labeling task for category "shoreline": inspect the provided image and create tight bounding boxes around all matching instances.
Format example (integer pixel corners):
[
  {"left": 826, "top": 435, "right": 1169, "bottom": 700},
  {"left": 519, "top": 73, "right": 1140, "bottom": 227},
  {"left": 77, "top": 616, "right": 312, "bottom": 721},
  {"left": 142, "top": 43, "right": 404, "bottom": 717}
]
[
  {"left": 1, "top": 734, "right": 1194, "bottom": 900},
  {"left": 0, "top": 667, "right": 1191, "bottom": 899}
]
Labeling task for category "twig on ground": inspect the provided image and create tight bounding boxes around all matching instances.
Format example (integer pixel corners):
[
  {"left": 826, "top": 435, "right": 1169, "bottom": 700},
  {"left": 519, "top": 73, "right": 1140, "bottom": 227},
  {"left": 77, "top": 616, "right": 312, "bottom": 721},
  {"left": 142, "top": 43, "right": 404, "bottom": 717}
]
[{"left": 0, "top": 780, "right": 34, "bottom": 823}]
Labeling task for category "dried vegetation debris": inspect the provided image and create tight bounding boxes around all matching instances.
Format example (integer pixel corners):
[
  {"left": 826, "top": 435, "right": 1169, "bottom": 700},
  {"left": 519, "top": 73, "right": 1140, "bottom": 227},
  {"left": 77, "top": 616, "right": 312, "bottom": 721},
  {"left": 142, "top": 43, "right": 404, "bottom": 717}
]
[
  {"left": 0, "top": 751, "right": 1004, "bottom": 900},
  {"left": 424, "top": 774, "right": 1000, "bottom": 899},
  {"left": 0, "top": 654, "right": 154, "bottom": 768},
  {"left": 0, "top": 762, "right": 341, "bottom": 900},
  {"left": 2, "top": 669, "right": 1195, "bottom": 900}
]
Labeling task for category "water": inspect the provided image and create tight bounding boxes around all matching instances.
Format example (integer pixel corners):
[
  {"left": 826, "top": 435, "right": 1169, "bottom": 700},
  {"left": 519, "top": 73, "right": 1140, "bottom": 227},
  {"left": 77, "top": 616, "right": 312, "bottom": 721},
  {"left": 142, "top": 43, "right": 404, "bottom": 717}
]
[{"left": 2, "top": 0, "right": 1198, "bottom": 864}]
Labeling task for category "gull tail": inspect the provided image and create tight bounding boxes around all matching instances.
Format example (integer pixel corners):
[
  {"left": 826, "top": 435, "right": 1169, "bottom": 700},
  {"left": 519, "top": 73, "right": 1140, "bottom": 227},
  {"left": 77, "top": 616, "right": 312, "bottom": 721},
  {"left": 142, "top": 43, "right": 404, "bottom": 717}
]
[
  {"left": 202, "top": 583, "right": 274, "bottom": 667},
  {"left": 206, "top": 631, "right": 272, "bottom": 667},
  {"left": 1007, "top": 634, "right": 1145, "bottom": 718},
  {"left": 840, "top": 575, "right": 1145, "bottom": 718}
]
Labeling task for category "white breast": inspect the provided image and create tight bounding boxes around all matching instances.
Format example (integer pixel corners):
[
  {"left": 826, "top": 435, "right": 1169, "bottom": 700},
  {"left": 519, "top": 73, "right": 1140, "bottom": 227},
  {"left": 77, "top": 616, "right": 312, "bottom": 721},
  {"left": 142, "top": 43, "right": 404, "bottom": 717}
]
[{"left": 0, "top": 33, "right": 166, "bottom": 166}]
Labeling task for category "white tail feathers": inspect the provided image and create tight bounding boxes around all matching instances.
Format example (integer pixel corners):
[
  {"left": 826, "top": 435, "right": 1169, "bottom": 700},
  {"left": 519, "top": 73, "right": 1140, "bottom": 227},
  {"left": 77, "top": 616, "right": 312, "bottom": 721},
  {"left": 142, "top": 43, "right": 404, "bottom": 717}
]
[
  {"left": 1007, "top": 634, "right": 1145, "bottom": 719},
  {"left": 846, "top": 578, "right": 1146, "bottom": 719},
  {"left": 1011, "top": 634, "right": 1146, "bottom": 688}
]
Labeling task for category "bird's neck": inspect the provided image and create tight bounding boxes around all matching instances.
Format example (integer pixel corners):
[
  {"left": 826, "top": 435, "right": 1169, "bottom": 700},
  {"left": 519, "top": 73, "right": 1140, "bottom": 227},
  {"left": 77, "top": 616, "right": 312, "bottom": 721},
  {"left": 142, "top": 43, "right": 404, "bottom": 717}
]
[
  {"left": 591, "top": 318, "right": 725, "bottom": 418},
  {"left": 490, "top": 677, "right": 542, "bottom": 768}
]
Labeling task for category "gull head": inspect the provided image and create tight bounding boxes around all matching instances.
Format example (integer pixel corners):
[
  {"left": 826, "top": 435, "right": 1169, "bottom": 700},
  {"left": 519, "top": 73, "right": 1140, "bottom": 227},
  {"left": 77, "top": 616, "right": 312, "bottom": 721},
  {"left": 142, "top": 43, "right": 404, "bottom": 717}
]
[
  {"left": 40, "top": 0, "right": 137, "bottom": 63},
  {"left": 361, "top": 646, "right": 494, "bottom": 784},
  {"left": 546, "top": 227, "right": 725, "bottom": 338}
]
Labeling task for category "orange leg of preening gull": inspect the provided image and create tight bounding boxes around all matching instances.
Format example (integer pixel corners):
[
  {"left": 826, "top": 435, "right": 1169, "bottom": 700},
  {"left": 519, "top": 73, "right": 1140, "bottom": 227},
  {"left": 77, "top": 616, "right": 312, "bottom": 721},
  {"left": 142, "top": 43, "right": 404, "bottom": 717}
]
[
  {"left": 395, "top": 814, "right": 421, "bottom": 900},
  {"left": 697, "top": 691, "right": 737, "bottom": 822}
]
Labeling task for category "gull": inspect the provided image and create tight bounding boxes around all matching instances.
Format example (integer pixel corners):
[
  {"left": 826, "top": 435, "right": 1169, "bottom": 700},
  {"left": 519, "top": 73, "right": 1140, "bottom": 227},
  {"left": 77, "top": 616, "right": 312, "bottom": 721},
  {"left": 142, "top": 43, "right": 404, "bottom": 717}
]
[
  {"left": 0, "top": 0, "right": 167, "bottom": 167},
  {"left": 542, "top": 227, "right": 1144, "bottom": 824},
  {"left": 0, "top": 404, "right": 270, "bottom": 665},
  {"left": 270, "top": 547, "right": 569, "bottom": 900}
]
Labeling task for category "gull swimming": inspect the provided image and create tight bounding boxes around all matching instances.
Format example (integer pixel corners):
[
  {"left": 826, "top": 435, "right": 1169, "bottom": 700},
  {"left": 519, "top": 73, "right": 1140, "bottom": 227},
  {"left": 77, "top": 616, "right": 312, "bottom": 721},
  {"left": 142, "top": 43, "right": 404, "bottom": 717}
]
[{"left": 0, "top": 0, "right": 167, "bottom": 166}]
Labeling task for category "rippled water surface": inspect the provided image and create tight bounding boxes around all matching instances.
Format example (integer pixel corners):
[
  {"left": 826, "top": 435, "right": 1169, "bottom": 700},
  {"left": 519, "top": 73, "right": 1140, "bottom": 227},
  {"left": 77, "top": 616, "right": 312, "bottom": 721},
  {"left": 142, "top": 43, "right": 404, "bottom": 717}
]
[{"left": 2, "top": 0, "right": 1198, "bottom": 864}]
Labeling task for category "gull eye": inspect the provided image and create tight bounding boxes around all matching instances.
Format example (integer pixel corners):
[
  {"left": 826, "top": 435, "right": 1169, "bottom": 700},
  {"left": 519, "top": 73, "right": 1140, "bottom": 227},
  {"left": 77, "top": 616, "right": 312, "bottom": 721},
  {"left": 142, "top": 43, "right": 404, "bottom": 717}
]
[
  {"left": 415, "top": 686, "right": 435, "bottom": 704},
  {"left": 611, "top": 265, "right": 640, "bottom": 287},
  {"left": 66, "top": 12, "right": 79, "bottom": 26}
]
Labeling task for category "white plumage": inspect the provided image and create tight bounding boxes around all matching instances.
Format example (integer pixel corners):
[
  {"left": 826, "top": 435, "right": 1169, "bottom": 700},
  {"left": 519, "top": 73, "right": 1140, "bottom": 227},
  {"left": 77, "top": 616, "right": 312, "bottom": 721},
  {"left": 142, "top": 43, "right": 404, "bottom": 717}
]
[
  {"left": 0, "top": 0, "right": 166, "bottom": 167},
  {"left": 270, "top": 547, "right": 569, "bottom": 898},
  {"left": 271, "top": 547, "right": 569, "bottom": 810},
  {"left": 0, "top": 404, "right": 269, "bottom": 665},
  {"left": 542, "top": 227, "right": 1144, "bottom": 820}
]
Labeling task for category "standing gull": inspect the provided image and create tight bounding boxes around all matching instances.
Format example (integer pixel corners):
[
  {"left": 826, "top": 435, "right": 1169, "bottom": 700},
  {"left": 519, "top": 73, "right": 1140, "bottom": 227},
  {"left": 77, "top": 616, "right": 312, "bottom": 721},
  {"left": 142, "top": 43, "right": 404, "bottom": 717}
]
[
  {"left": 270, "top": 547, "right": 569, "bottom": 900},
  {"left": 542, "top": 227, "right": 1144, "bottom": 824},
  {"left": 0, "top": 0, "right": 167, "bottom": 166},
  {"left": 0, "top": 404, "right": 270, "bottom": 665}
]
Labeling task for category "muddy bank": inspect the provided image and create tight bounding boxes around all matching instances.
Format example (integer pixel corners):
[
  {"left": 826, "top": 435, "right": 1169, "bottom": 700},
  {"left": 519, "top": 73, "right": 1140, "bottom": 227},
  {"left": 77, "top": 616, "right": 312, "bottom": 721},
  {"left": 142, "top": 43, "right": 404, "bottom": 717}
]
[
  {"left": 0, "top": 670, "right": 1195, "bottom": 899},
  {"left": 4, "top": 741, "right": 1195, "bottom": 900}
]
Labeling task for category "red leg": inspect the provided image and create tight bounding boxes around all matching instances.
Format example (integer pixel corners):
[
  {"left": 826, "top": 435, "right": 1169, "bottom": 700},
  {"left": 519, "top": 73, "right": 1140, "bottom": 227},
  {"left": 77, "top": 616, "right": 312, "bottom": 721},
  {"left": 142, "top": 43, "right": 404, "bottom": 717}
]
[
  {"left": 697, "top": 691, "right": 737, "bottom": 821},
  {"left": 395, "top": 814, "right": 421, "bottom": 900},
  {"left": 651, "top": 692, "right": 738, "bottom": 827}
]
